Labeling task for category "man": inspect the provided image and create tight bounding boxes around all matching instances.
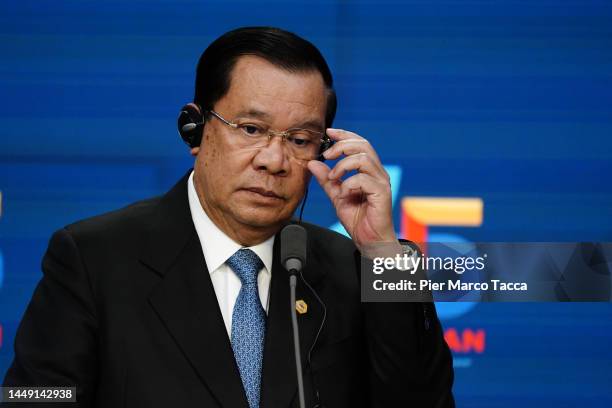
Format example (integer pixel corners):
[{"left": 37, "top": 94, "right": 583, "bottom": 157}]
[{"left": 2, "top": 27, "right": 454, "bottom": 407}]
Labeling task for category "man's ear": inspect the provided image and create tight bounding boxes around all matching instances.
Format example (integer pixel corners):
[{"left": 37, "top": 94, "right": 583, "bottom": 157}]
[
  {"left": 178, "top": 103, "right": 205, "bottom": 148},
  {"left": 190, "top": 146, "right": 200, "bottom": 156}
]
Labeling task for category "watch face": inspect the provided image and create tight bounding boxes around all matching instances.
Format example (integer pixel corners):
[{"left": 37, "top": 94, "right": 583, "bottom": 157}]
[
  {"left": 402, "top": 242, "right": 421, "bottom": 257},
  {"left": 398, "top": 243, "right": 420, "bottom": 273}
]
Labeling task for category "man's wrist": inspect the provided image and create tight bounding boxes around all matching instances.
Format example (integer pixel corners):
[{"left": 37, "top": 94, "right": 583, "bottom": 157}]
[{"left": 360, "top": 240, "right": 403, "bottom": 260}]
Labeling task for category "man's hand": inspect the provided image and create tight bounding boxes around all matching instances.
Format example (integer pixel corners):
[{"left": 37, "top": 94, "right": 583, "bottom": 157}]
[{"left": 307, "top": 128, "right": 399, "bottom": 254}]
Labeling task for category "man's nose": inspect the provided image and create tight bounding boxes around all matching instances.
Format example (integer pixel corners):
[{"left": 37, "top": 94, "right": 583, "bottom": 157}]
[{"left": 251, "top": 135, "right": 290, "bottom": 175}]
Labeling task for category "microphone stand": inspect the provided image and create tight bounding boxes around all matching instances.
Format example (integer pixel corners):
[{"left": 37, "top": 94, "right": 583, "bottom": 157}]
[
  {"left": 281, "top": 224, "right": 308, "bottom": 408},
  {"left": 289, "top": 272, "right": 306, "bottom": 408}
]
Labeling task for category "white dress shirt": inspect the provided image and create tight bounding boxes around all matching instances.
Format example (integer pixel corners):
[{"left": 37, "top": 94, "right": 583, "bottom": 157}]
[{"left": 187, "top": 171, "right": 274, "bottom": 337}]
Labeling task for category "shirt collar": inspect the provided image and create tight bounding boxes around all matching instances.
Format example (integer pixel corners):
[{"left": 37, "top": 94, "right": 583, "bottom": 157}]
[{"left": 187, "top": 171, "right": 274, "bottom": 274}]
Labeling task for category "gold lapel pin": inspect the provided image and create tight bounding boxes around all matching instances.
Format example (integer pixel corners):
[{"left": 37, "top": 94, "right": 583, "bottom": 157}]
[{"left": 295, "top": 299, "right": 308, "bottom": 315}]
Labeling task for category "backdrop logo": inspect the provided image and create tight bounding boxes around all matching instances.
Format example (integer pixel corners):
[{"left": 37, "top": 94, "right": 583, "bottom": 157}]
[
  {"left": 401, "top": 196, "right": 483, "bottom": 320},
  {"left": 400, "top": 195, "right": 486, "bottom": 367},
  {"left": 444, "top": 327, "right": 486, "bottom": 368},
  {"left": 400, "top": 196, "right": 483, "bottom": 244},
  {"left": 444, "top": 328, "right": 486, "bottom": 354}
]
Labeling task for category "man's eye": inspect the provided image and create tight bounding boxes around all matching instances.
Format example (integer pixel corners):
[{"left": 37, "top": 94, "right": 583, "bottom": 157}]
[
  {"left": 288, "top": 135, "right": 312, "bottom": 147},
  {"left": 240, "top": 124, "right": 262, "bottom": 135}
]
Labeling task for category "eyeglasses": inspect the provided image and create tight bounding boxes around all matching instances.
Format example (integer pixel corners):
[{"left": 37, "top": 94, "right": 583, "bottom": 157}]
[{"left": 207, "top": 110, "right": 331, "bottom": 161}]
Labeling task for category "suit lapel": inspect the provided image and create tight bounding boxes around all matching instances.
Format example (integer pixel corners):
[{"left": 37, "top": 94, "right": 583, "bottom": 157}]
[
  {"left": 260, "top": 227, "right": 326, "bottom": 408},
  {"left": 141, "top": 171, "right": 248, "bottom": 408}
]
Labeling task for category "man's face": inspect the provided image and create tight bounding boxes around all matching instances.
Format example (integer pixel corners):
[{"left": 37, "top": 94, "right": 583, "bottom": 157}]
[{"left": 193, "top": 55, "right": 328, "bottom": 239}]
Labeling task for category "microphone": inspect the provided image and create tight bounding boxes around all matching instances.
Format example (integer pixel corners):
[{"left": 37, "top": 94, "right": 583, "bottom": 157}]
[
  {"left": 281, "top": 224, "right": 307, "bottom": 275},
  {"left": 280, "top": 224, "right": 307, "bottom": 408},
  {"left": 181, "top": 122, "right": 203, "bottom": 133}
]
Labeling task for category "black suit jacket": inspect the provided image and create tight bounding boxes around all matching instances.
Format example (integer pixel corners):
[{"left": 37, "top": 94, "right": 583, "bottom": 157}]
[{"left": 2, "top": 172, "right": 454, "bottom": 407}]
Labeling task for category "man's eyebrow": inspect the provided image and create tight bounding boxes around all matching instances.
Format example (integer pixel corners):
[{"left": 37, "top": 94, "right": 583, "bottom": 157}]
[
  {"left": 291, "top": 119, "right": 325, "bottom": 131},
  {"left": 235, "top": 109, "right": 324, "bottom": 131},
  {"left": 234, "top": 109, "right": 271, "bottom": 119}
]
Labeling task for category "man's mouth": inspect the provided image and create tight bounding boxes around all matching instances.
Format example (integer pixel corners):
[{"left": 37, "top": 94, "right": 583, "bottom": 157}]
[{"left": 242, "top": 187, "right": 284, "bottom": 200}]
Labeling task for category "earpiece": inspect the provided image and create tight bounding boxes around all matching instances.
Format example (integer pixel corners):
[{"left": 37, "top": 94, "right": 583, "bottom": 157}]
[
  {"left": 318, "top": 137, "right": 334, "bottom": 161},
  {"left": 177, "top": 103, "right": 205, "bottom": 148}
]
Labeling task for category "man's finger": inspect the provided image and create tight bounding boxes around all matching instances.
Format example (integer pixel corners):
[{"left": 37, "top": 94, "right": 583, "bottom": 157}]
[
  {"left": 328, "top": 153, "right": 388, "bottom": 182},
  {"left": 322, "top": 139, "right": 375, "bottom": 161},
  {"left": 338, "top": 173, "right": 391, "bottom": 201},
  {"left": 326, "top": 128, "right": 364, "bottom": 142},
  {"left": 307, "top": 160, "right": 341, "bottom": 200}
]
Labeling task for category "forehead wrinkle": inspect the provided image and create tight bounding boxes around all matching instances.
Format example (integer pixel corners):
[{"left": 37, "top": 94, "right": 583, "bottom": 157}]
[
  {"left": 234, "top": 108, "right": 271, "bottom": 119},
  {"left": 253, "top": 89, "right": 319, "bottom": 109}
]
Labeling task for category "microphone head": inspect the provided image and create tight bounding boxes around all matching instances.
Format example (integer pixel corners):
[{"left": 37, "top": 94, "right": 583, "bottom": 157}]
[
  {"left": 280, "top": 224, "right": 307, "bottom": 273},
  {"left": 181, "top": 123, "right": 198, "bottom": 132}
]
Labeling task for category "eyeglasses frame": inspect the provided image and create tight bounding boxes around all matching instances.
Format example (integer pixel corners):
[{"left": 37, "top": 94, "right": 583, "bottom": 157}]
[{"left": 207, "top": 109, "right": 333, "bottom": 161}]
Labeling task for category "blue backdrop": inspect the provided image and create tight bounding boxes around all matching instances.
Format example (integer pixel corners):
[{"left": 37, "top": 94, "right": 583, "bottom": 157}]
[{"left": 1, "top": 1, "right": 611, "bottom": 406}]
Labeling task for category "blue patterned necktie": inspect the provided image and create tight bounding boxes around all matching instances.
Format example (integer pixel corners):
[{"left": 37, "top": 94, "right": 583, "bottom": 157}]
[{"left": 226, "top": 248, "right": 266, "bottom": 408}]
